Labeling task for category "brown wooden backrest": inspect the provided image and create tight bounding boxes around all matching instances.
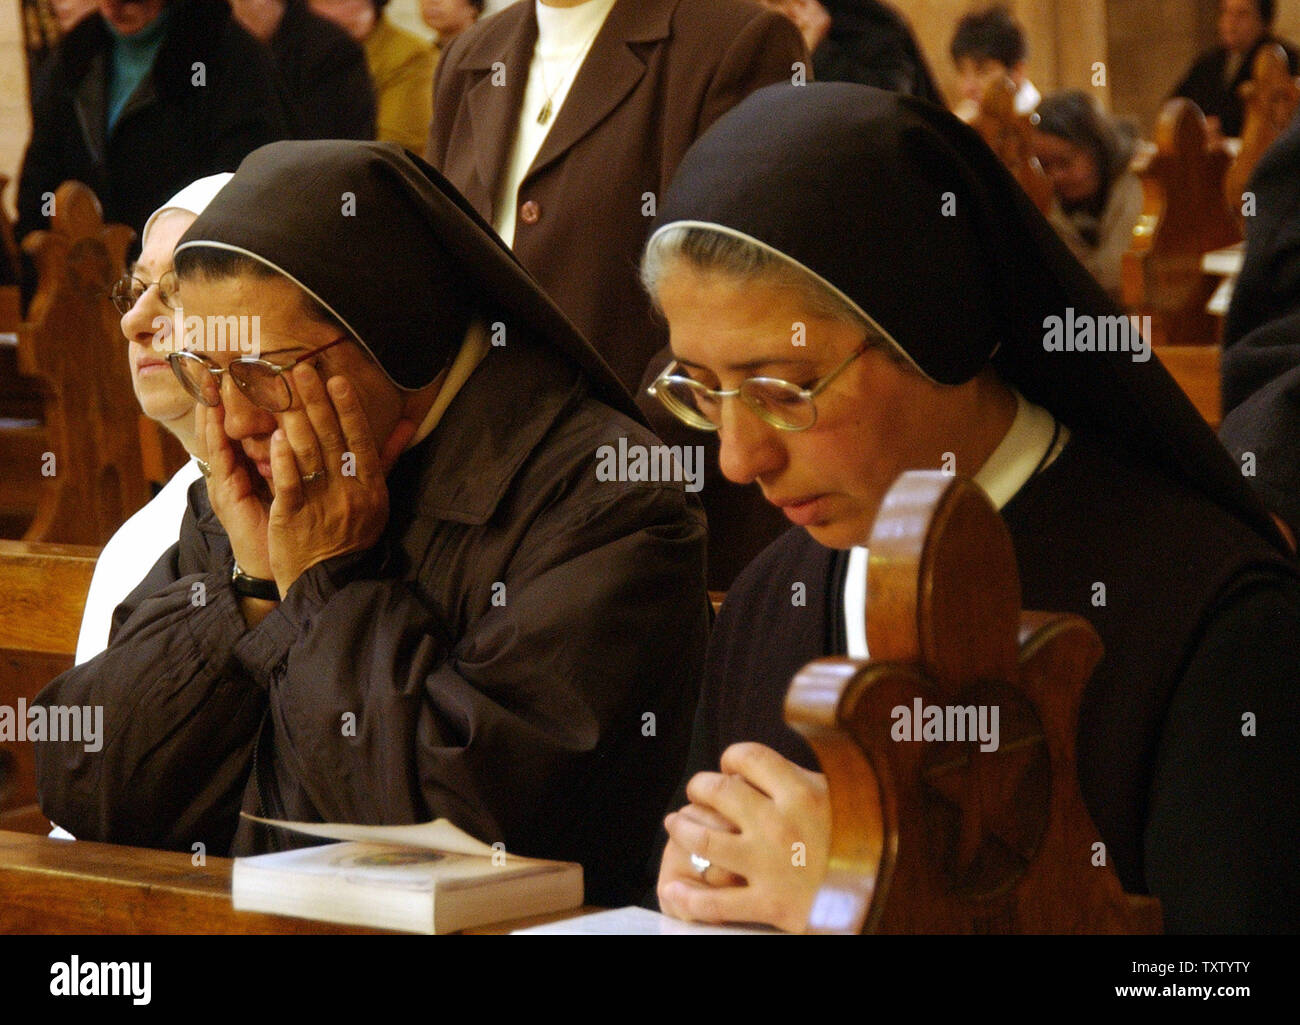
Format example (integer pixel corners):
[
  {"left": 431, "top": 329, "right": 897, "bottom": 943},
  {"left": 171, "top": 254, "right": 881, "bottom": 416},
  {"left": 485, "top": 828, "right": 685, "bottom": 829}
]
[
  {"left": 785, "top": 471, "right": 1162, "bottom": 933},
  {"left": 1122, "top": 99, "right": 1241, "bottom": 346},
  {"left": 0, "top": 174, "right": 20, "bottom": 286},
  {"left": 1225, "top": 43, "right": 1300, "bottom": 217},
  {"left": 0, "top": 540, "right": 99, "bottom": 833},
  {"left": 971, "top": 75, "right": 1054, "bottom": 215},
  {"left": 15, "top": 180, "right": 150, "bottom": 544}
]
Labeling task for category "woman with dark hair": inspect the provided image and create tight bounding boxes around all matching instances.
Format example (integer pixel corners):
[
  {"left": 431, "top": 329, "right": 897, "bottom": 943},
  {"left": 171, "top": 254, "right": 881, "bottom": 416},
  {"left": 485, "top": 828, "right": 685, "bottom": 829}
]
[
  {"left": 644, "top": 83, "right": 1300, "bottom": 933},
  {"left": 1032, "top": 89, "right": 1143, "bottom": 299}
]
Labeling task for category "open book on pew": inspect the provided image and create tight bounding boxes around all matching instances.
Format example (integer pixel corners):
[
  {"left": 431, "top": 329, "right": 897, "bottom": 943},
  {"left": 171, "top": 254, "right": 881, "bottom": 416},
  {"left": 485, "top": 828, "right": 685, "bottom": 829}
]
[{"left": 231, "top": 815, "right": 583, "bottom": 934}]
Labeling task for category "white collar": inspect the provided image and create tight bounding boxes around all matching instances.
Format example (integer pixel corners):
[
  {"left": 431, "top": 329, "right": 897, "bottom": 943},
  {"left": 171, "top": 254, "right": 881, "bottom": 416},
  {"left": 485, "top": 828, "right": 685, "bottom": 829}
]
[
  {"left": 845, "top": 389, "right": 1067, "bottom": 658},
  {"left": 406, "top": 318, "right": 492, "bottom": 450}
]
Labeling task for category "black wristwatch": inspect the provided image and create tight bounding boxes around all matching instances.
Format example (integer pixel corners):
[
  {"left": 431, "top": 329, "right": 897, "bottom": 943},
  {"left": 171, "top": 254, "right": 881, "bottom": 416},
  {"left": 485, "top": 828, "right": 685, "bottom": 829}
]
[{"left": 231, "top": 562, "right": 280, "bottom": 601}]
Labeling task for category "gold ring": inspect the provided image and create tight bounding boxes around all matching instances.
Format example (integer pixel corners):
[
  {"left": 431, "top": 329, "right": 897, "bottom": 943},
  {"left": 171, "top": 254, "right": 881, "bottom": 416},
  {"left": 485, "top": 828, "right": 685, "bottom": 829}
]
[
  {"left": 196, "top": 458, "right": 212, "bottom": 478},
  {"left": 300, "top": 469, "right": 325, "bottom": 485}
]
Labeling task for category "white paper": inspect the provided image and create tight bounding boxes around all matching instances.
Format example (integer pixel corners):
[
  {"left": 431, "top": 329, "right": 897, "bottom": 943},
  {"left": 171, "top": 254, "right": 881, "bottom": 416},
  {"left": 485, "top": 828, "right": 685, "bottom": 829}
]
[
  {"left": 238, "top": 814, "right": 497, "bottom": 858},
  {"left": 513, "top": 906, "right": 780, "bottom": 935}
]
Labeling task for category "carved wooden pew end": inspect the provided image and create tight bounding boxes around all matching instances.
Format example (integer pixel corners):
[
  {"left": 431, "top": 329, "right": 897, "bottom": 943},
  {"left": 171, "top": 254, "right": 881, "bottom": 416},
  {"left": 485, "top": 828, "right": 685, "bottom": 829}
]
[{"left": 786, "top": 472, "right": 1162, "bottom": 934}]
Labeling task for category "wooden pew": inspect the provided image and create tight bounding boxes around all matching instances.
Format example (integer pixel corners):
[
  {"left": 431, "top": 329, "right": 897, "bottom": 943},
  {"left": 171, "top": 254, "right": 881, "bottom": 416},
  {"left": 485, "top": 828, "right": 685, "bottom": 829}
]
[
  {"left": 0, "top": 180, "right": 151, "bottom": 544},
  {"left": 1122, "top": 99, "right": 1241, "bottom": 347},
  {"left": 787, "top": 471, "right": 1161, "bottom": 933},
  {"left": 0, "top": 173, "right": 20, "bottom": 286},
  {"left": 0, "top": 830, "right": 377, "bottom": 933},
  {"left": 0, "top": 539, "right": 98, "bottom": 834},
  {"left": 1224, "top": 42, "right": 1300, "bottom": 219},
  {"left": 971, "top": 75, "right": 1054, "bottom": 215}
]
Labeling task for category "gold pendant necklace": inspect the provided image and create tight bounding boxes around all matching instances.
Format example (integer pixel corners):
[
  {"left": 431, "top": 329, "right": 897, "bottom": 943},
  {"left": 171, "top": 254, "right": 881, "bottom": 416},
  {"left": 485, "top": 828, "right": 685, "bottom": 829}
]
[{"left": 535, "top": 18, "right": 606, "bottom": 126}]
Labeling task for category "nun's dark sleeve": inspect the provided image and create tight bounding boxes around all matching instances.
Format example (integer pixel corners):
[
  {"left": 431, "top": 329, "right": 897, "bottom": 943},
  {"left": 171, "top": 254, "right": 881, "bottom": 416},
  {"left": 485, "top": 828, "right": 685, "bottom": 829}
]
[
  {"left": 1218, "top": 109, "right": 1300, "bottom": 538},
  {"left": 1143, "top": 572, "right": 1300, "bottom": 933},
  {"left": 33, "top": 501, "right": 267, "bottom": 855}
]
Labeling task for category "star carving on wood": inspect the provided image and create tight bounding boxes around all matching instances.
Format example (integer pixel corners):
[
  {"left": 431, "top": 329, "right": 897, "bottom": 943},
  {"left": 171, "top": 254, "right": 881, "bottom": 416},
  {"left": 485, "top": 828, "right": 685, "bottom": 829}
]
[{"left": 919, "top": 684, "right": 1050, "bottom": 900}]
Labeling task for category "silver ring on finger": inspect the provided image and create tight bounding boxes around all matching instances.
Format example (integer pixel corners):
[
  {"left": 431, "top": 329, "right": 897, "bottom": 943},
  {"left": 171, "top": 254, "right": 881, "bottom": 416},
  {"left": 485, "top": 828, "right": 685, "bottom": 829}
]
[{"left": 690, "top": 853, "right": 711, "bottom": 879}]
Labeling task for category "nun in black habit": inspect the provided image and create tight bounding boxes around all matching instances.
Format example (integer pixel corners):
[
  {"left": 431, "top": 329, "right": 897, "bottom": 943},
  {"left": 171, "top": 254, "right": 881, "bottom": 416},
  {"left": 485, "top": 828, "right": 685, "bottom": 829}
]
[
  {"left": 1219, "top": 106, "right": 1300, "bottom": 546},
  {"left": 33, "top": 140, "right": 710, "bottom": 907},
  {"left": 646, "top": 83, "right": 1300, "bottom": 933}
]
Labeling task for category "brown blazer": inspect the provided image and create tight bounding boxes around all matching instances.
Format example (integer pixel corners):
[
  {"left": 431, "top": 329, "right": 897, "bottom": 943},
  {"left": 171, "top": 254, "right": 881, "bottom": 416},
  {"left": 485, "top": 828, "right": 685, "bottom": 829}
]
[
  {"left": 427, "top": 0, "right": 804, "bottom": 588},
  {"left": 427, "top": 0, "right": 805, "bottom": 392}
]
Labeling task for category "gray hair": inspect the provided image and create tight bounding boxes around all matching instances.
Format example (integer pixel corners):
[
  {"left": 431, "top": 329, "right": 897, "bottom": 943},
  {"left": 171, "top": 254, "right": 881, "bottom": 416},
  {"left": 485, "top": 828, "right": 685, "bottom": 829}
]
[{"left": 642, "top": 224, "right": 918, "bottom": 372}]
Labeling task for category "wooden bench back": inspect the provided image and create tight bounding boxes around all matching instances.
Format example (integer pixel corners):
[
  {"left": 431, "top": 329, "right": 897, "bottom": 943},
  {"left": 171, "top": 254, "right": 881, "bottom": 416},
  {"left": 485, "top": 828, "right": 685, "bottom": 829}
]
[
  {"left": 1225, "top": 43, "right": 1300, "bottom": 217},
  {"left": 1122, "top": 99, "right": 1241, "bottom": 346},
  {"left": 0, "top": 540, "right": 99, "bottom": 833},
  {"left": 10, "top": 180, "right": 150, "bottom": 544},
  {"left": 786, "top": 471, "right": 1162, "bottom": 933},
  {"left": 971, "top": 75, "right": 1054, "bottom": 215}
]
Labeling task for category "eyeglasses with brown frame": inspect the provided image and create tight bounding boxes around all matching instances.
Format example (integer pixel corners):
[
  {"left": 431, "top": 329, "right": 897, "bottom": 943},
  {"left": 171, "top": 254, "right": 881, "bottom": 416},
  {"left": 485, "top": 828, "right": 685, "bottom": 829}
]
[{"left": 166, "top": 336, "right": 350, "bottom": 413}]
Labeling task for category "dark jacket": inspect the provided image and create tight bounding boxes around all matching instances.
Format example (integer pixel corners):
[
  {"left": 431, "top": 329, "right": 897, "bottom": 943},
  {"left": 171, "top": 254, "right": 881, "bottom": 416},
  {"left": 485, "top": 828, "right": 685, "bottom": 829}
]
[
  {"left": 427, "top": 0, "right": 805, "bottom": 589},
  {"left": 812, "top": 0, "right": 943, "bottom": 104},
  {"left": 1172, "top": 34, "right": 1300, "bottom": 138},
  {"left": 17, "top": 0, "right": 290, "bottom": 241},
  {"left": 686, "top": 435, "right": 1300, "bottom": 932},
  {"left": 270, "top": 0, "right": 376, "bottom": 140},
  {"left": 33, "top": 336, "right": 711, "bottom": 907}
]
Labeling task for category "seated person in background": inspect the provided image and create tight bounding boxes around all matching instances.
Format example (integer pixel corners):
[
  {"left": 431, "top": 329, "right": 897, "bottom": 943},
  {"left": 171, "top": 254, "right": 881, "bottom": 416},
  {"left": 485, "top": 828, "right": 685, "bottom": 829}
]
[
  {"left": 757, "top": 0, "right": 943, "bottom": 103},
  {"left": 310, "top": 0, "right": 434, "bottom": 153},
  {"left": 1219, "top": 108, "right": 1300, "bottom": 547},
  {"left": 645, "top": 84, "right": 1300, "bottom": 933},
  {"left": 17, "top": 0, "right": 289, "bottom": 243},
  {"left": 228, "top": 0, "right": 377, "bottom": 140},
  {"left": 35, "top": 140, "right": 710, "bottom": 907},
  {"left": 420, "top": 0, "right": 481, "bottom": 63},
  {"left": 1032, "top": 90, "right": 1143, "bottom": 300},
  {"left": 1172, "top": 0, "right": 1298, "bottom": 140},
  {"left": 949, "top": 3, "right": 1038, "bottom": 121},
  {"left": 76, "top": 172, "right": 234, "bottom": 666}
]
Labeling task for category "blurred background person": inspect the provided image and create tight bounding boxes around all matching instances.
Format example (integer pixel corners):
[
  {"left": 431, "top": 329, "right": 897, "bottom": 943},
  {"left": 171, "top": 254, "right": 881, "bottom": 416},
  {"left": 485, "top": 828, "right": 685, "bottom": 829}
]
[
  {"left": 1032, "top": 89, "right": 1143, "bottom": 299},
  {"left": 949, "top": 3, "right": 1038, "bottom": 121},
  {"left": 311, "top": 0, "right": 434, "bottom": 152},
  {"left": 17, "top": 0, "right": 288, "bottom": 246},
  {"left": 758, "top": 0, "right": 942, "bottom": 103},
  {"left": 1172, "top": 0, "right": 1298, "bottom": 140},
  {"left": 229, "top": 0, "right": 376, "bottom": 139},
  {"left": 420, "top": 0, "right": 480, "bottom": 66}
]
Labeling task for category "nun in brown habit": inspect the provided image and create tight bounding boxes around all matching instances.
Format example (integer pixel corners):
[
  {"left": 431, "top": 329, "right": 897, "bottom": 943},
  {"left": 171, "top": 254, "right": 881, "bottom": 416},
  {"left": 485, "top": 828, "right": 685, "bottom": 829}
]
[
  {"left": 33, "top": 140, "right": 710, "bottom": 907},
  {"left": 647, "top": 83, "right": 1300, "bottom": 933}
]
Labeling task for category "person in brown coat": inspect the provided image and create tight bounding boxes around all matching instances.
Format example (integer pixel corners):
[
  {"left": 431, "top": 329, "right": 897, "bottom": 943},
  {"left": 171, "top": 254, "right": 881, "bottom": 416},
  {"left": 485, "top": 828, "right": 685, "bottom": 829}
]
[{"left": 427, "top": 0, "right": 805, "bottom": 588}]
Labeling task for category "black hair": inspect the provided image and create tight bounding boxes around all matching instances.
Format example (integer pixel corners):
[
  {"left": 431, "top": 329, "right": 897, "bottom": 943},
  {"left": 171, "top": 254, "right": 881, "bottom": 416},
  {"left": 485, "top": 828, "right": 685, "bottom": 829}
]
[
  {"left": 173, "top": 246, "right": 348, "bottom": 333},
  {"left": 951, "top": 4, "right": 1026, "bottom": 68}
]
